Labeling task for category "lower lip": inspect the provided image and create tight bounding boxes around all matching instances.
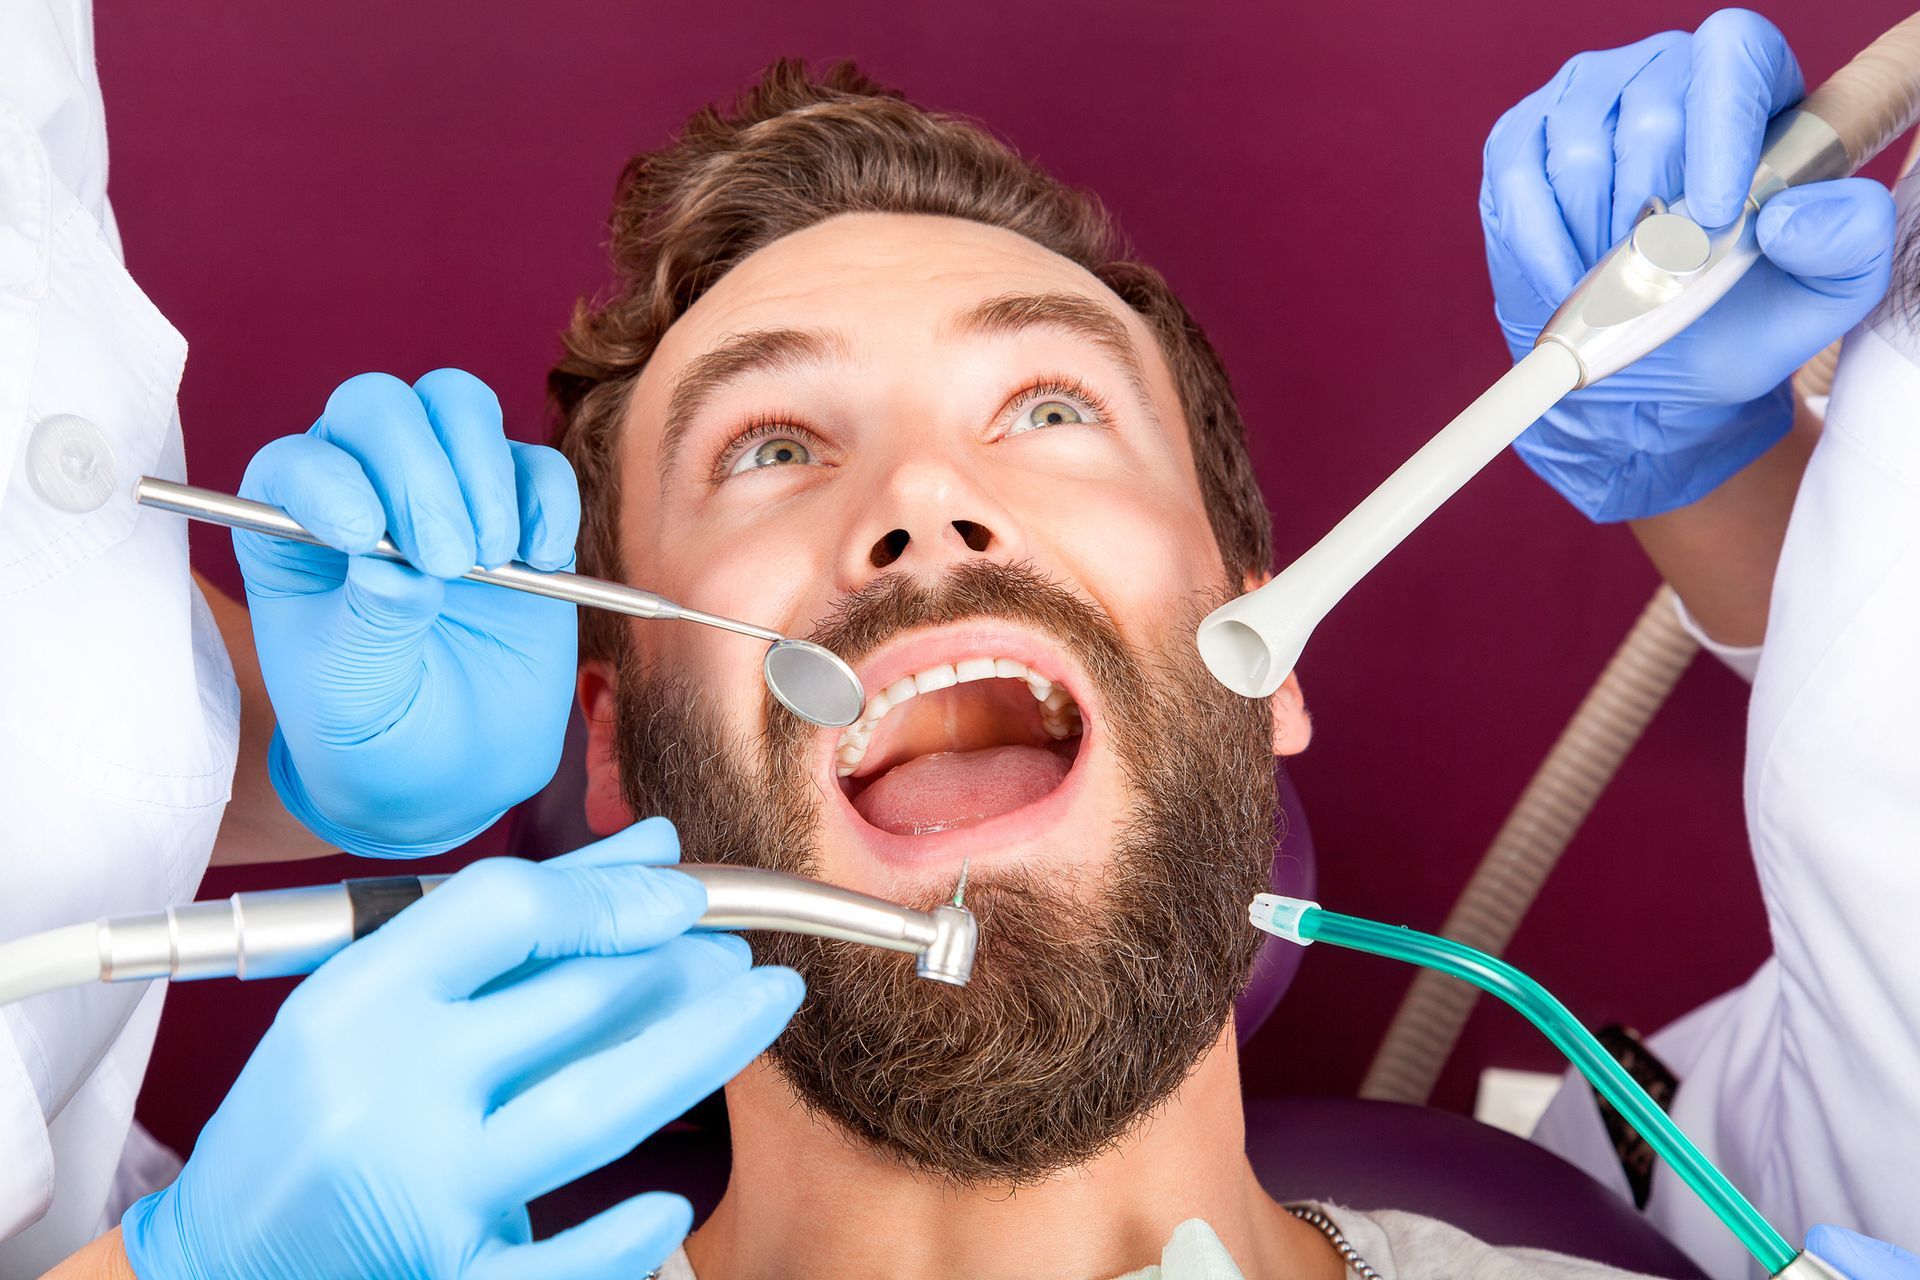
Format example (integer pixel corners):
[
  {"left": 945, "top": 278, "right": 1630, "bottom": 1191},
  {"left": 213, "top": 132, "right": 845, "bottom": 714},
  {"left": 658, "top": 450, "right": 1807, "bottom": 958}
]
[{"left": 823, "top": 727, "right": 1096, "bottom": 868}]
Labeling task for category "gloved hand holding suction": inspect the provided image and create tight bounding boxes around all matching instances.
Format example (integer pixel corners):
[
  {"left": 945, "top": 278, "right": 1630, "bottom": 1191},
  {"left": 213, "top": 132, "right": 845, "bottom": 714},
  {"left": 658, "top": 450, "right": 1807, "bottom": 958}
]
[
  {"left": 1482, "top": 10, "right": 1897, "bottom": 522},
  {"left": 236, "top": 369, "right": 583, "bottom": 858},
  {"left": 1197, "top": 8, "right": 1920, "bottom": 701},
  {"left": 119, "top": 820, "right": 806, "bottom": 1280}
]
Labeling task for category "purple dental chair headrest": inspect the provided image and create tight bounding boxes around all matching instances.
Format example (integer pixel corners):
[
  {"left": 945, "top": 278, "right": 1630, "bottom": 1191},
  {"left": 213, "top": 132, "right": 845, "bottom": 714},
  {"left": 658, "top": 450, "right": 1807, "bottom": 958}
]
[{"left": 509, "top": 712, "right": 1703, "bottom": 1276}]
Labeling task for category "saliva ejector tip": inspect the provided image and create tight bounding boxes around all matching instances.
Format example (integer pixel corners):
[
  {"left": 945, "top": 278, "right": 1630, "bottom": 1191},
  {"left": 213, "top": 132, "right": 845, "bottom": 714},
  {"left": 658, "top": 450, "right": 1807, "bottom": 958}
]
[{"left": 1248, "top": 893, "right": 1320, "bottom": 946}]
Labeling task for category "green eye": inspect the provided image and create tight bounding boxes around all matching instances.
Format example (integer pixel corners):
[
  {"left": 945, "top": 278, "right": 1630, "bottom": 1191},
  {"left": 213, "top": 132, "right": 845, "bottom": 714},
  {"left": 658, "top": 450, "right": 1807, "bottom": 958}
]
[
  {"left": 730, "top": 436, "right": 814, "bottom": 475},
  {"left": 1024, "top": 400, "right": 1084, "bottom": 431}
]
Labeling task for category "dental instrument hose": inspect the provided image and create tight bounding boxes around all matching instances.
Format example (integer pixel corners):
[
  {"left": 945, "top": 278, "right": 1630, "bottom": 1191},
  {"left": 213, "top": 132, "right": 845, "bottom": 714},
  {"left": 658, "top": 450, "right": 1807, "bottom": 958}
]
[
  {"left": 1360, "top": 585, "right": 1700, "bottom": 1105},
  {"left": 1250, "top": 895, "right": 1798, "bottom": 1275}
]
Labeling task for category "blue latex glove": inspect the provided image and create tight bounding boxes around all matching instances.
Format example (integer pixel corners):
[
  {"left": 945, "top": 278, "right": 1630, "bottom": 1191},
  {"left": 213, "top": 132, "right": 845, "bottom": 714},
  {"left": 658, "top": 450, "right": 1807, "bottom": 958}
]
[
  {"left": 1480, "top": 8, "right": 1897, "bottom": 521},
  {"left": 122, "top": 819, "right": 804, "bottom": 1280},
  {"left": 1808, "top": 1226, "right": 1920, "bottom": 1279},
  {"left": 237, "top": 369, "right": 582, "bottom": 857}
]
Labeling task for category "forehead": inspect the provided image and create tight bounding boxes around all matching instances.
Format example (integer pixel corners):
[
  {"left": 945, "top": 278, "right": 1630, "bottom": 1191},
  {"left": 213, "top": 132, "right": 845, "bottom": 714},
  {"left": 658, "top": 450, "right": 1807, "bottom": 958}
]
[
  {"left": 666, "top": 212, "right": 1146, "bottom": 352},
  {"left": 631, "top": 212, "right": 1179, "bottom": 444}
]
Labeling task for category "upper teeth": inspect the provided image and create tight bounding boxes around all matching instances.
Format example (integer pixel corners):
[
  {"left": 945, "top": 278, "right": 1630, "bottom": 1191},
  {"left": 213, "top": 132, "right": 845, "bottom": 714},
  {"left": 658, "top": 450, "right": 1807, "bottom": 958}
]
[{"left": 834, "top": 657, "right": 1083, "bottom": 777}]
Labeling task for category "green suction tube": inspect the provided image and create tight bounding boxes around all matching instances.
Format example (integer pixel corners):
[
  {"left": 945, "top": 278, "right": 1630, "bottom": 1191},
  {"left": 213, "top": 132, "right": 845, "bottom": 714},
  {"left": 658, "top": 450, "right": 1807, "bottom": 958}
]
[{"left": 1249, "top": 895, "right": 1797, "bottom": 1275}]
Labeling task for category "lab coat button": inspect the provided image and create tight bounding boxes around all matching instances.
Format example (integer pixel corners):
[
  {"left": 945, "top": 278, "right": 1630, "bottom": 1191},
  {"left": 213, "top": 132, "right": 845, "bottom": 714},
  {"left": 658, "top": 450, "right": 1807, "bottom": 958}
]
[{"left": 26, "top": 413, "right": 118, "bottom": 514}]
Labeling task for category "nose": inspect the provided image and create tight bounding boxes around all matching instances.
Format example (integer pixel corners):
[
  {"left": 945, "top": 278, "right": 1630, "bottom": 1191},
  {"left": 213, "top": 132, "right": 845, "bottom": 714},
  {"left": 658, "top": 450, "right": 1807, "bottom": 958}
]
[
  {"left": 840, "top": 454, "right": 1024, "bottom": 589},
  {"left": 868, "top": 519, "right": 994, "bottom": 569}
]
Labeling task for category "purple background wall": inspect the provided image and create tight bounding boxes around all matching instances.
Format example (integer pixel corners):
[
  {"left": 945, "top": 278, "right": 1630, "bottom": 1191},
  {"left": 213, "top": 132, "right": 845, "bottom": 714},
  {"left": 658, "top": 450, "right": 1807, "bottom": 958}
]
[{"left": 100, "top": 0, "right": 1914, "bottom": 1155}]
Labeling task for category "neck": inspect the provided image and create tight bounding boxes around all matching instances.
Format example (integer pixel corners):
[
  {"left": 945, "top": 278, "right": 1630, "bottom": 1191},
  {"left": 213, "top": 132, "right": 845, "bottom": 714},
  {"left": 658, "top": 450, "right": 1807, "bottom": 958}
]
[{"left": 685, "top": 1028, "right": 1339, "bottom": 1280}]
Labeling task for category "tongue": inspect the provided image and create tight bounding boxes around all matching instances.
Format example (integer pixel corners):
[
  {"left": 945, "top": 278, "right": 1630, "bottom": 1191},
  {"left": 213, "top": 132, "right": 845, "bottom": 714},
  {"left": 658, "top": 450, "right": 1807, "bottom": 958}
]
[{"left": 852, "top": 743, "right": 1071, "bottom": 836}]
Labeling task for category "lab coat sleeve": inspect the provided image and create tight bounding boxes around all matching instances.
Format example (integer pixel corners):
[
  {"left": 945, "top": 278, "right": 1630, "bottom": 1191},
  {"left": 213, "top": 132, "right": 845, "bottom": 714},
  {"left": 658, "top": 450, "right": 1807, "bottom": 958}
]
[{"left": 1669, "top": 592, "right": 1762, "bottom": 685}]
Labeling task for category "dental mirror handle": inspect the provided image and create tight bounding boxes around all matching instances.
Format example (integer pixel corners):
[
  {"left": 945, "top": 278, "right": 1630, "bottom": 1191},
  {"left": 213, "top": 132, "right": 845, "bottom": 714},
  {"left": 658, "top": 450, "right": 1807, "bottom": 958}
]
[{"left": 135, "top": 476, "right": 782, "bottom": 644}]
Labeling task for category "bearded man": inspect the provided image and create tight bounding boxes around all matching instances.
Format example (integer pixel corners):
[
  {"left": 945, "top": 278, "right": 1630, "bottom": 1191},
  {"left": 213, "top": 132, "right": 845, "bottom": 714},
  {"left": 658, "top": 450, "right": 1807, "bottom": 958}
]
[{"left": 528, "top": 9, "right": 1911, "bottom": 1266}]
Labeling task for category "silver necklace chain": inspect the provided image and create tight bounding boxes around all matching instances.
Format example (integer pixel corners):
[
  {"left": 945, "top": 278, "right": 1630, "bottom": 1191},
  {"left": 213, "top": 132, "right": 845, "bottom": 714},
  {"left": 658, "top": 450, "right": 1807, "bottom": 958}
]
[{"left": 1288, "top": 1205, "right": 1385, "bottom": 1280}]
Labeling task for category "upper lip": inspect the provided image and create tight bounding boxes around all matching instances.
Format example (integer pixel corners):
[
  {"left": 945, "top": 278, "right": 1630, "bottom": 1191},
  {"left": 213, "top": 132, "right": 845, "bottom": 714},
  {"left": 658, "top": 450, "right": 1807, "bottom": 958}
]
[{"left": 813, "top": 620, "right": 1100, "bottom": 780}]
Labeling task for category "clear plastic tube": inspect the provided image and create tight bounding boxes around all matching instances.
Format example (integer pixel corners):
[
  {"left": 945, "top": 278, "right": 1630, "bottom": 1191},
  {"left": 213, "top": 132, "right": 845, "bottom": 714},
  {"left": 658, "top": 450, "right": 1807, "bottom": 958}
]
[{"left": 1253, "top": 897, "right": 1796, "bottom": 1274}]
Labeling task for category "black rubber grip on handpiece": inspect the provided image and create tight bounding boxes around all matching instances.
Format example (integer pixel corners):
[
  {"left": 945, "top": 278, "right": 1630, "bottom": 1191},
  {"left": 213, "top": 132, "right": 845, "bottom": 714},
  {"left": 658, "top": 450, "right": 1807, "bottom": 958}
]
[{"left": 345, "top": 876, "right": 430, "bottom": 940}]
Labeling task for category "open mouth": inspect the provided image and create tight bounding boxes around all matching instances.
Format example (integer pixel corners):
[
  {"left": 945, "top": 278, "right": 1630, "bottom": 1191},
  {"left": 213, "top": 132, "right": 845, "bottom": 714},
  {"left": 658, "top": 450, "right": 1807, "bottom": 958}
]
[{"left": 834, "top": 651, "right": 1087, "bottom": 838}]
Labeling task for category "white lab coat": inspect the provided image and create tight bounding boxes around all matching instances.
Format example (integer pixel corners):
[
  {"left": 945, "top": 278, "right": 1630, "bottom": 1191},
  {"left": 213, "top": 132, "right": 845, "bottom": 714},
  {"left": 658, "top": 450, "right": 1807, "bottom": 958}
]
[
  {"left": 0, "top": 1, "right": 236, "bottom": 1272},
  {"left": 1532, "top": 228, "right": 1920, "bottom": 1270}
]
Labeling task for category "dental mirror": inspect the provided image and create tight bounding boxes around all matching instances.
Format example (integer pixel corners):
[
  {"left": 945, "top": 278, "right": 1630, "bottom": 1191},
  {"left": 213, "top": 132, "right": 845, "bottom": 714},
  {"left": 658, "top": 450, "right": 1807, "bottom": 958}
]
[
  {"left": 25, "top": 419, "right": 866, "bottom": 729},
  {"left": 131, "top": 477, "right": 868, "bottom": 727},
  {"left": 764, "top": 640, "right": 866, "bottom": 728}
]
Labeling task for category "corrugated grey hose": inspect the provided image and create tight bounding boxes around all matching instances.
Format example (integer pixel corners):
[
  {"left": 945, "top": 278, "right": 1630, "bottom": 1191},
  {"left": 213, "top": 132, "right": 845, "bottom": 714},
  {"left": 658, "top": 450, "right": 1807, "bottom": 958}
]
[
  {"left": 1357, "top": 119, "right": 1920, "bottom": 1108},
  {"left": 1358, "top": 583, "right": 1700, "bottom": 1104}
]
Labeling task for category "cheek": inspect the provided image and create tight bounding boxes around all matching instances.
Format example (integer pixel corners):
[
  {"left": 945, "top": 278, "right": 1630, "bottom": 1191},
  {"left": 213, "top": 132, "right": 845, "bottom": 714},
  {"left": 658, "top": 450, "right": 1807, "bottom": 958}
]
[
  {"left": 623, "top": 512, "right": 833, "bottom": 733},
  {"left": 998, "top": 464, "right": 1221, "bottom": 622}
]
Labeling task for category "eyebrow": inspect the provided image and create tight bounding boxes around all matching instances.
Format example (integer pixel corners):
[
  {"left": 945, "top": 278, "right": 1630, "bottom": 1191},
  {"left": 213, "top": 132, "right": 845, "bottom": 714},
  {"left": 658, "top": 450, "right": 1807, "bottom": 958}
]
[
  {"left": 658, "top": 327, "right": 848, "bottom": 480},
  {"left": 949, "top": 291, "right": 1156, "bottom": 408}
]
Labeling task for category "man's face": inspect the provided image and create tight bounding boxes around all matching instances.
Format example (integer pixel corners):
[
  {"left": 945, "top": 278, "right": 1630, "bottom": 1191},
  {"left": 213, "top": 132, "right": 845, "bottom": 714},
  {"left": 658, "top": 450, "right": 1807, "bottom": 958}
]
[{"left": 581, "top": 212, "right": 1297, "bottom": 1181}]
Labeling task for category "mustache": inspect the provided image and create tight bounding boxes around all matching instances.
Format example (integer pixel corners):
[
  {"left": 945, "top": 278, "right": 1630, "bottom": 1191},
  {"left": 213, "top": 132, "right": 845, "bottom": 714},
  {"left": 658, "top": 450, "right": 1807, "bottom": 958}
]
[{"left": 806, "top": 560, "right": 1133, "bottom": 669}]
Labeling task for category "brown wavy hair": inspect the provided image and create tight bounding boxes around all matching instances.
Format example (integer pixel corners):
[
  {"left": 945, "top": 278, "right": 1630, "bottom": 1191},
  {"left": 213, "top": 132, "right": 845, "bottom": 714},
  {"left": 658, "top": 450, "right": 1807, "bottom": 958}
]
[{"left": 549, "top": 59, "right": 1272, "bottom": 662}]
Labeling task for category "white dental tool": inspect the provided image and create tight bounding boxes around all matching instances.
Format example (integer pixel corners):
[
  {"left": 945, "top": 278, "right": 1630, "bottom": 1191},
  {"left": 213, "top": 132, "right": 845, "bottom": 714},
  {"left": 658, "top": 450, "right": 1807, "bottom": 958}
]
[
  {"left": 134, "top": 477, "right": 867, "bottom": 728},
  {"left": 1196, "top": 14, "right": 1920, "bottom": 699},
  {"left": 0, "top": 864, "right": 978, "bottom": 1008}
]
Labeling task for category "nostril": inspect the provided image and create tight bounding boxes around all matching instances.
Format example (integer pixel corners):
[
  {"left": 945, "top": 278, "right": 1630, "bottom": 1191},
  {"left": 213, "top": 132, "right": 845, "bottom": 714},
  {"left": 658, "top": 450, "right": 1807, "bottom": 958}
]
[
  {"left": 952, "top": 520, "right": 992, "bottom": 553},
  {"left": 870, "top": 528, "right": 911, "bottom": 569}
]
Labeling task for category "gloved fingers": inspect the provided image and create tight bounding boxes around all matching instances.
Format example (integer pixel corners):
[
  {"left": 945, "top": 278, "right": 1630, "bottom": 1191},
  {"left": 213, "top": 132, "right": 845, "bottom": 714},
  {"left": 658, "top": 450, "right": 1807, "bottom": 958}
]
[
  {"left": 1683, "top": 8, "right": 1804, "bottom": 227},
  {"left": 234, "top": 435, "right": 385, "bottom": 594},
  {"left": 1756, "top": 178, "right": 1898, "bottom": 295},
  {"left": 1542, "top": 33, "right": 1682, "bottom": 265},
  {"left": 1806, "top": 1223, "right": 1920, "bottom": 1278},
  {"left": 509, "top": 442, "right": 581, "bottom": 572},
  {"left": 414, "top": 369, "right": 521, "bottom": 570},
  {"left": 1483, "top": 101, "right": 1588, "bottom": 308},
  {"left": 1610, "top": 39, "right": 1690, "bottom": 243},
  {"left": 480, "top": 965, "right": 804, "bottom": 1204},
  {"left": 339, "top": 856, "right": 710, "bottom": 1000},
  {"left": 339, "top": 553, "right": 448, "bottom": 640},
  {"left": 467, "top": 1193, "right": 694, "bottom": 1280},
  {"left": 311, "top": 372, "right": 477, "bottom": 579},
  {"left": 547, "top": 817, "right": 684, "bottom": 869},
  {"left": 465, "top": 934, "right": 752, "bottom": 1096}
]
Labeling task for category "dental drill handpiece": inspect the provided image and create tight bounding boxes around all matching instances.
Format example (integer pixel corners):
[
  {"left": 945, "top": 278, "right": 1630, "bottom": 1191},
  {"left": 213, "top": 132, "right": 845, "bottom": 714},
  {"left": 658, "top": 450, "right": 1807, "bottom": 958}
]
[
  {"left": 1196, "top": 12, "right": 1920, "bottom": 701},
  {"left": 0, "top": 865, "right": 977, "bottom": 1007}
]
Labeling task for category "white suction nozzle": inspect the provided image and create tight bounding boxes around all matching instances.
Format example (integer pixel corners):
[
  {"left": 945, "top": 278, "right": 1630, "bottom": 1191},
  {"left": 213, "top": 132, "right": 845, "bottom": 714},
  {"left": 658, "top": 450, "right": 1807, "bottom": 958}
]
[
  {"left": 1196, "top": 344, "right": 1582, "bottom": 699},
  {"left": 1196, "top": 564, "right": 1330, "bottom": 699}
]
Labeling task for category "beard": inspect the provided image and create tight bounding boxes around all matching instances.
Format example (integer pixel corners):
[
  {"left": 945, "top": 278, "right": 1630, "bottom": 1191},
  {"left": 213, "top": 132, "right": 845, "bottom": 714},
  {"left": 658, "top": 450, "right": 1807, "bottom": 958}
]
[{"left": 611, "top": 561, "right": 1277, "bottom": 1185}]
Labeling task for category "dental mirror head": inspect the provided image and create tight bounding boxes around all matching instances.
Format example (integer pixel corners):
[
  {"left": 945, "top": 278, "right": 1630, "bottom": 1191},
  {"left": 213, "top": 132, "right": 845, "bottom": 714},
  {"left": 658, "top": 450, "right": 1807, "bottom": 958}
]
[{"left": 764, "top": 639, "right": 866, "bottom": 728}]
